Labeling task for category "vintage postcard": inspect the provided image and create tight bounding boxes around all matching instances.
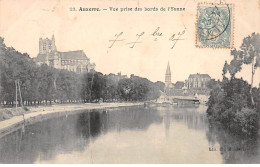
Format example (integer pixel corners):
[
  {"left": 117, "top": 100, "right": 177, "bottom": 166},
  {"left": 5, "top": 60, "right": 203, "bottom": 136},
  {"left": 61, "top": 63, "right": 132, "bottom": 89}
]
[{"left": 0, "top": 0, "right": 259, "bottom": 164}]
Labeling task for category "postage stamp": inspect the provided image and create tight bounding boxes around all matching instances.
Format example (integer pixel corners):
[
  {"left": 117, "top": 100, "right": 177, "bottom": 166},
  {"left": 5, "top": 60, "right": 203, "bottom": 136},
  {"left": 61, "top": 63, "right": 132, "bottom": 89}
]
[{"left": 196, "top": 3, "right": 234, "bottom": 48}]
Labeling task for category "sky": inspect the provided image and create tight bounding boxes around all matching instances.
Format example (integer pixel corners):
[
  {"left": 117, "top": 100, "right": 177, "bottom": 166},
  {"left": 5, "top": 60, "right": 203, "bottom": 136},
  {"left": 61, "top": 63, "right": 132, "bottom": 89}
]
[{"left": 0, "top": 0, "right": 259, "bottom": 86}]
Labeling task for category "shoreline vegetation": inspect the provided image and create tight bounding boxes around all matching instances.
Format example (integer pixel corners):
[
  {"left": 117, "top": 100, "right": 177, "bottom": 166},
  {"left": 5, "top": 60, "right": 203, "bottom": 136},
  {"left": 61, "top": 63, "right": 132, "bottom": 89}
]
[
  {"left": 0, "top": 36, "right": 163, "bottom": 137},
  {"left": 0, "top": 32, "right": 259, "bottom": 139},
  {"left": 0, "top": 37, "right": 163, "bottom": 108},
  {"left": 207, "top": 33, "right": 260, "bottom": 137},
  {"left": 0, "top": 102, "right": 143, "bottom": 137}
]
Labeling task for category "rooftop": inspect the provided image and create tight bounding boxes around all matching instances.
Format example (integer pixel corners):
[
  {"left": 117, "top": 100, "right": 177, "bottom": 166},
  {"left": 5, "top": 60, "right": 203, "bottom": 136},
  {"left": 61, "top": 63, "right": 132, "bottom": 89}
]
[
  {"left": 188, "top": 73, "right": 211, "bottom": 78},
  {"left": 59, "top": 50, "right": 88, "bottom": 60}
]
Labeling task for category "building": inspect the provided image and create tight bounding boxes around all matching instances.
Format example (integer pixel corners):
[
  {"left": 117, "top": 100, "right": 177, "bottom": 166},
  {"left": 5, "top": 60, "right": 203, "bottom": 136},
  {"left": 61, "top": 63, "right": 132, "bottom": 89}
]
[
  {"left": 185, "top": 73, "right": 211, "bottom": 89},
  {"left": 165, "top": 61, "right": 174, "bottom": 89},
  {"left": 34, "top": 35, "right": 95, "bottom": 73},
  {"left": 163, "top": 62, "right": 211, "bottom": 97}
]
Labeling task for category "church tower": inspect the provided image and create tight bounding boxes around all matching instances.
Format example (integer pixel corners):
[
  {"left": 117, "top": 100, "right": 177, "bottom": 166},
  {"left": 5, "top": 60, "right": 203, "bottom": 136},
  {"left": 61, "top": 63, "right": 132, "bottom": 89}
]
[
  {"left": 165, "top": 61, "right": 172, "bottom": 87},
  {"left": 51, "top": 34, "right": 57, "bottom": 51},
  {"left": 39, "top": 34, "right": 57, "bottom": 54}
]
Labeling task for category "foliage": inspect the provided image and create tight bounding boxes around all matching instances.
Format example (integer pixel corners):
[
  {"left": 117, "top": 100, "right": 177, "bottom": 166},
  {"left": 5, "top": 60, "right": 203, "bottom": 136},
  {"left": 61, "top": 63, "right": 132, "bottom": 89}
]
[
  {"left": 232, "top": 108, "right": 258, "bottom": 136},
  {"left": 210, "top": 33, "right": 260, "bottom": 136},
  {"left": 223, "top": 33, "right": 260, "bottom": 79},
  {"left": 207, "top": 74, "right": 259, "bottom": 136},
  {"left": 223, "top": 33, "right": 260, "bottom": 106},
  {"left": 0, "top": 37, "right": 160, "bottom": 106},
  {"left": 154, "top": 81, "right": 165, "bottom": 91}
]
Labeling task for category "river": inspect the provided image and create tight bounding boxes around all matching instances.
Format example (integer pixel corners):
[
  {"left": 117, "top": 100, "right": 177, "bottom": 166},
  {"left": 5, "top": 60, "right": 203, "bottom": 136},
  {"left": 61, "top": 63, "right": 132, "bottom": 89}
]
[{"left": 0, "top": 105, "right": 259, "bottom": 163}]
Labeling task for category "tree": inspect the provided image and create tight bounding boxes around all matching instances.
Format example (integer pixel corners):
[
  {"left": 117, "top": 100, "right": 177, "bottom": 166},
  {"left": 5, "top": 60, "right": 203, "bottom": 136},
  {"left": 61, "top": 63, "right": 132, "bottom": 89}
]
[
  {"left": 154, "top": 81, "right": 165, "bottom": 92},
  {"left": 207, "top": 78, "right": 258, "bottom": 136},
  {"left": 118, "top": 78, "right": 134, "bottom": 101},
  {"left": 91, "top": 72, "right": 106, "bottom": 101},
  {"left": 223, "top": 33, "right": 260, "bottom": 105},
  {"left": 104, "top": 77, "right": 118, "bottom": 101},
  {"left": 0, "top": 36, "right": 162, "bottom": 106},
  {"left": 240, "top": 33, "right": 260, "bottom": 105}
]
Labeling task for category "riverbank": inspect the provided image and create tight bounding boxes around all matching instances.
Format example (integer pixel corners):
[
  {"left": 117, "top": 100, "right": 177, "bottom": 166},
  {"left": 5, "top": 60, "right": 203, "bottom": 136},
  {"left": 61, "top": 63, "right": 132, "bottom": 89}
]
[{"left": 0, "top": 102, "right": 143, "bottom": 137}]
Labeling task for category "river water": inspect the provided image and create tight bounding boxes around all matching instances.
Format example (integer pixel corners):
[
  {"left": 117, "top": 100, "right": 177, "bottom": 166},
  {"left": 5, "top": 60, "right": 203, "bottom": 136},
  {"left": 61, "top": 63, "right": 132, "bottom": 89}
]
[{"left": 0, "top": 105, "right": 259, "bottom": 164}]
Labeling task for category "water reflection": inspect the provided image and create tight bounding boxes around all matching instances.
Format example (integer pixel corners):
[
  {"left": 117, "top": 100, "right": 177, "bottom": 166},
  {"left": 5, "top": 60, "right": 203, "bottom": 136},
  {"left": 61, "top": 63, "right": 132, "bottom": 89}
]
[
  {"left": 156, "top": 105, "right": 208, "bottom": 131},
  {"left": 0, "top": 106, "right": 162, "bottom": 163},
  {"left": 0, "top": 105, "right": 259, "bottom": 163},
  {"left": 206, "top": 123, "right": 260, "bottom": 164}
]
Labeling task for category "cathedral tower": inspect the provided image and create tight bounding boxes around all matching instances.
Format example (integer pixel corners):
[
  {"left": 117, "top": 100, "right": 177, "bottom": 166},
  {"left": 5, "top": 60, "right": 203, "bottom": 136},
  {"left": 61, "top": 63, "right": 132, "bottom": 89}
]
[
  {"left": 51, "top": 34, "right": 57, "bottom": 51},
  {"left": 165, "top": 61, "right": 172, "bottom": 87},
  {"left": 39, "top": 34, "right": 57, "bottom": 54}
]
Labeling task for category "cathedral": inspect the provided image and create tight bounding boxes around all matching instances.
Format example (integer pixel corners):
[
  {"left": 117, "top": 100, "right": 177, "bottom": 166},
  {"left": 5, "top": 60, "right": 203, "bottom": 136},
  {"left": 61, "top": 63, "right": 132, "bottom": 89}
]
[{"left": 34, "top": 35, "right": 95, "bottom": 73}]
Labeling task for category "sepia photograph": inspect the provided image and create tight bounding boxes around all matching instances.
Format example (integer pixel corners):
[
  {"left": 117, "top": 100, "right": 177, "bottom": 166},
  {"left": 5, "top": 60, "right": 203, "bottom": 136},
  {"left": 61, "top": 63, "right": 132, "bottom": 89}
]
[{"left": 0, "top": 0, "right": 259, "bottom": 164}]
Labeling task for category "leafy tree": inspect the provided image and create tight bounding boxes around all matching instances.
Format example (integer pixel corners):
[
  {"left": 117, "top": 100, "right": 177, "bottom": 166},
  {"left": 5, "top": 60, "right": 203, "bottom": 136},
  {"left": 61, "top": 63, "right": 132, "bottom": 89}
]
[
  {"left": 38, "top": 65, "right": 56, "bottom": 105},
  {"left": 91, "top": 72, "right": 106, "bottom": 101},
  {"left": 223, "top": 33, "right": 260, "bottom": 105},
  {"left": 240, "top": 33, "right": 260, "bottom": 105},
  {"left": 206, "top": 79, "right": 219, "bottom": 89},
  {"left": 103, "top": 77, "right": 118, "bottom": 101},
  {"left": 209, "top": 33, "right": 260, "bottom": 136},
  {"left": 0, "top": 36, "right": 161, "bottom": 106},
  {"left": 118, "top": 78, "right": 134, "bottom": 101},
  {"left": 80, "top": 72, "right": 91, "bottom": 102},
  {"left": 207, "top": 78, "right": 258, "bottom": 136},
  {"left": 154, "top": 81, "right": 165, "bottom": 91}
]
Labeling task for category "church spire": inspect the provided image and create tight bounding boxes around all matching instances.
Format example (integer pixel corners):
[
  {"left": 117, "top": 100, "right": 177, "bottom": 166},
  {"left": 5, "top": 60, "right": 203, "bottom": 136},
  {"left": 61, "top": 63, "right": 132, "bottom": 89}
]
[
  {"left": 165, "top": 61, "right": 172, "bottom": 87},
  {"left": 166, "top": 61, "right": 171, "bottom": 75}
]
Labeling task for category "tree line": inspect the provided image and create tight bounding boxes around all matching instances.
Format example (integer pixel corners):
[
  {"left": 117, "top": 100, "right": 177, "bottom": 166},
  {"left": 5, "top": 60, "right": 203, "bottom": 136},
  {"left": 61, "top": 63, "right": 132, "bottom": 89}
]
[
  {"left": 0, "top": 37, "right": 163, "bottom": 107},
  {"left": 207, "top": 33, "right": 260, "bottom": 137}
]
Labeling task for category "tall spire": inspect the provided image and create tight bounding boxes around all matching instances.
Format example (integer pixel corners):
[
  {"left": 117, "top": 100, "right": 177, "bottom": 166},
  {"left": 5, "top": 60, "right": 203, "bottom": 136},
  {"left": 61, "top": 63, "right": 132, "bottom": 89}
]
[
  {"left": 166, "top": 61, "right": 171, "bottom": 75},
  {"left": 165, "top": 61, "right": 172, "bottom": 87}
]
